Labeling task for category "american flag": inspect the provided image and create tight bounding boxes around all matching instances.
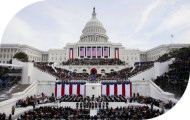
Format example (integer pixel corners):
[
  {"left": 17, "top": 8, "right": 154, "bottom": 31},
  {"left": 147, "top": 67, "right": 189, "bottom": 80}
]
[
  {"left": 115, "top": 48, "right": 119, "bottom": 59},
  {"left": 92, "top": 47, "right": 96, "bottom": 56},
  {"left": 97, "top": 47, "right": 101, "bottom": 57},
  {"left": 104, "top": 47, "right": 108, "bottom": 57},
  {"left": 80, "top": 47, "right": 84, "bottom": 57},
  {"left": 87, "top": 47, "right": 91, "bottom": 57},
  {"left": 69, "top": 48, "right": 73, "bottom": 59}
]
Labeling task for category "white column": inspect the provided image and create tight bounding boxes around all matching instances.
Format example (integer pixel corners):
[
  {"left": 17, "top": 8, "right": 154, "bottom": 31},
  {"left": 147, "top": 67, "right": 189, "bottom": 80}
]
[{"left": 79, "top": 46, "right": 80, "bottom": 58}]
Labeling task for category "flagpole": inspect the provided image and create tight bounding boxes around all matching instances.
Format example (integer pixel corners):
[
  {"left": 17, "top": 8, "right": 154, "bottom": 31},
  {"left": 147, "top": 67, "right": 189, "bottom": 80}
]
[{"left": 170, "top": 34, "right": 174, "bottom": 45}]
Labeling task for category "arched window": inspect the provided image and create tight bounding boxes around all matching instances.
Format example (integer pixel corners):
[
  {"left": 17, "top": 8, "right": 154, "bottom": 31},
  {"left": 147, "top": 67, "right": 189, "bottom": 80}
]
[
  {"left": 82, "top": 69, "right": 87, "bottom": 73},
  {"left": 101, "top": 69, "right": 105, "bottom": 73},
  {"left": 110, "top": 69, "right": 114, "bottom": 72}
]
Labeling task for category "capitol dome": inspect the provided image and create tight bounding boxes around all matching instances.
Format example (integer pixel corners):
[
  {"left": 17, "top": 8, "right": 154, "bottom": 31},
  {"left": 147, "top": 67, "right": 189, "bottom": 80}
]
[{"left": 80, "top": 7, "right": 109, "bottom": 42}]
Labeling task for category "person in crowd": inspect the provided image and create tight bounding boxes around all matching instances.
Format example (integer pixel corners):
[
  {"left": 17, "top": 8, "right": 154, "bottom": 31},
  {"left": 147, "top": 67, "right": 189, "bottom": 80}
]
[
  {"left": 16, "top": 93, "right": 56, "bottom": 108},
  {"left": 11, "top": 106, "right": 15, "bottom": 115},
  {"left": 8, "top": 114, "right": 12, "bottom": 120},
  {"left": 76, "top": 102, "right": 79, "bottom": 109},
  {"left": 0, "top": 113, "right": 6, "bottom": 120}
]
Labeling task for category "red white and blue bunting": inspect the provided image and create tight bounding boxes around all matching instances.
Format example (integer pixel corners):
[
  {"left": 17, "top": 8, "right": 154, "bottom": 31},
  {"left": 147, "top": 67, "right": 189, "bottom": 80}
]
[
  {"left": 115, "top": 48, "right": 119, "bottom": 59},
  {"left": 69, "top": 48, "right": 73, "bottom": 59},
  {"left": 55, "top": 82, "right": 132, "bottom": 98},
  {"left": 55, "top": 82, "right": 86, "bottom": 98},
  {"left": 101, "top": 82, "right": 132, "bottom": 97}
]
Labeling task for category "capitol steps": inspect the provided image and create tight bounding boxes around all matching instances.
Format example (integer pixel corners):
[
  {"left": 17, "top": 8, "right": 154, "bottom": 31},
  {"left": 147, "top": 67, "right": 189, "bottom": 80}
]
[
  {"left": 0, "top": 84, "right": 30, "bottom": 102},
  {"left": 7, "top": 84, "right": 30, "bottom": 99}
]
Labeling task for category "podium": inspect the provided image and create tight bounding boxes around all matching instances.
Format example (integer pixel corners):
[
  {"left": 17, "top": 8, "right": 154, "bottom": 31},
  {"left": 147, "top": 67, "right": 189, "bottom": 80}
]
[{"left": 85, "top": 83, "right": 101, "bottom": 97}]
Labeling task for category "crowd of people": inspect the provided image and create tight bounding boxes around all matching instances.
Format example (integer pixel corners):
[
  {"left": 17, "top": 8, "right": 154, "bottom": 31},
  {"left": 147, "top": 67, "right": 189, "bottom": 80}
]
[
  {"left": 60, "top": 95, "right": 127, "bottom": 110},
  {"left": 0, "top": 67, "right": 21, "bottom": 91},
  {"left": 97, "top": 106, "right": 163, "bottom": 119},
  {"left": 62, "top": 58, "right": 125, "bottom": 65},
  {"left": 34, "top": 61, "right": 153, "bottom": 81},
  {"left": 154, "top": 49, "right": 190, "bottom": 98},
  {"left": 15, "top": 105, "right": 163, "bottom": 120},
  {"left": 16, "top": 93, "right": 56, "bottom": 108},
  {"left": 59, "top": 94, "right": 174, "bottom": 110},
  {"left": 129, "top": 93, "right": 175, "bottom": 109},
  {"left": 17, "top": 106, "right": 90, "bottom": 120},
  {"left": 34, "top": 62, "right": 59, "bottom": 77},
  {"left": 4, "top": 93, "right": 175, "bottom": 119},
  {"left": 129, "top": 62, "right": 154, "bottom": 78}
]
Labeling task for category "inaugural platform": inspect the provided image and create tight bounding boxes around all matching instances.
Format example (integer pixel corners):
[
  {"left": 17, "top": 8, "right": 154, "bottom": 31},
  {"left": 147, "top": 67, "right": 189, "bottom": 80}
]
[{"left": 55, "top": 81, "right": 132, "bottom": 98}]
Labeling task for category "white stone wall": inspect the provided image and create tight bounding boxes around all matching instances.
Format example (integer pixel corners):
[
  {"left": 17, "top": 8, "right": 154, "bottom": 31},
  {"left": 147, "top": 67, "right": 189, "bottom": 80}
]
[
  {"left": 42, "top": 53, "right": 49, "bottom": 62},
  {"left": 146, "top": 44, "right": 190, "bottom": 61},
  {"left": 12, "top": 59, "right": 34, "bottom": 84},
  {"left": 13, "top": 59, "right": 57, "bottom": 84},
  {"left": 130, "top": 59, "right": 174, "bottom": 81},
  {"left": 48, "top": 49, "right": 66, "bottom": 63},
  {"left": 130, "top": 66, "right": 155, "bottom": 81},
  {"left": 21, "top": 45, "right": 42, "bottom": 62},
  {"left": 86, "top": 83, "right": 101, "bottom": 97},
  {"left": 149, "top": 80, "right": 174, "bottom": 102},
  {"left": 132, "top": 80, "right": 150, "bottom": 96},
  {"left": 154, "top": 58, "right": 174, "bottom": 77},
  {"left": 37, "top": 81, "right": 55, "bottom": 96},
  {"left": 132, "top": 80, "right": 175, "bottom": 102},
  {"left": 0, "top": 44, "right": 20, "bottom": 63},
  {"left": 0, "top": 44, "right": 44, "bottom": 63},
  {"left": 121, "top": 49, "right": 141, "bottom": 66}
]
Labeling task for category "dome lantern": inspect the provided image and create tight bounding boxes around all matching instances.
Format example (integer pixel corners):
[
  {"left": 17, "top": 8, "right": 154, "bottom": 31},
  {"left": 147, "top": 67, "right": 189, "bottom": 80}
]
[
  {"left": 79, "top": 7, "right": 109, "bottom": 42},
  {"left": 92, "top": 7, "right": 96, "bottom": 18}
]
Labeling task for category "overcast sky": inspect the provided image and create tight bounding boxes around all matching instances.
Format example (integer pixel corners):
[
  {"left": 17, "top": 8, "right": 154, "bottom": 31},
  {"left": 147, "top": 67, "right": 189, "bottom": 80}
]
[{"left": 1, "top": 0, "right": 190, "bottom": 51}]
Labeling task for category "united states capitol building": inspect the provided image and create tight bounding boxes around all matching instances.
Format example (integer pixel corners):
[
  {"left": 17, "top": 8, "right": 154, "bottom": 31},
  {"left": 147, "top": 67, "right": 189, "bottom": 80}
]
[{"left": 0, "top": 8, "right": 189, "bottom": 66}]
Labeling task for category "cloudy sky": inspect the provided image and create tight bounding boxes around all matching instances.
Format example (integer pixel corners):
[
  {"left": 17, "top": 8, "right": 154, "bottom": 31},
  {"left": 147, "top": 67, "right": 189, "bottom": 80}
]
[{"left": 1, "top": 0, "right": 190, "bottom": 51}]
